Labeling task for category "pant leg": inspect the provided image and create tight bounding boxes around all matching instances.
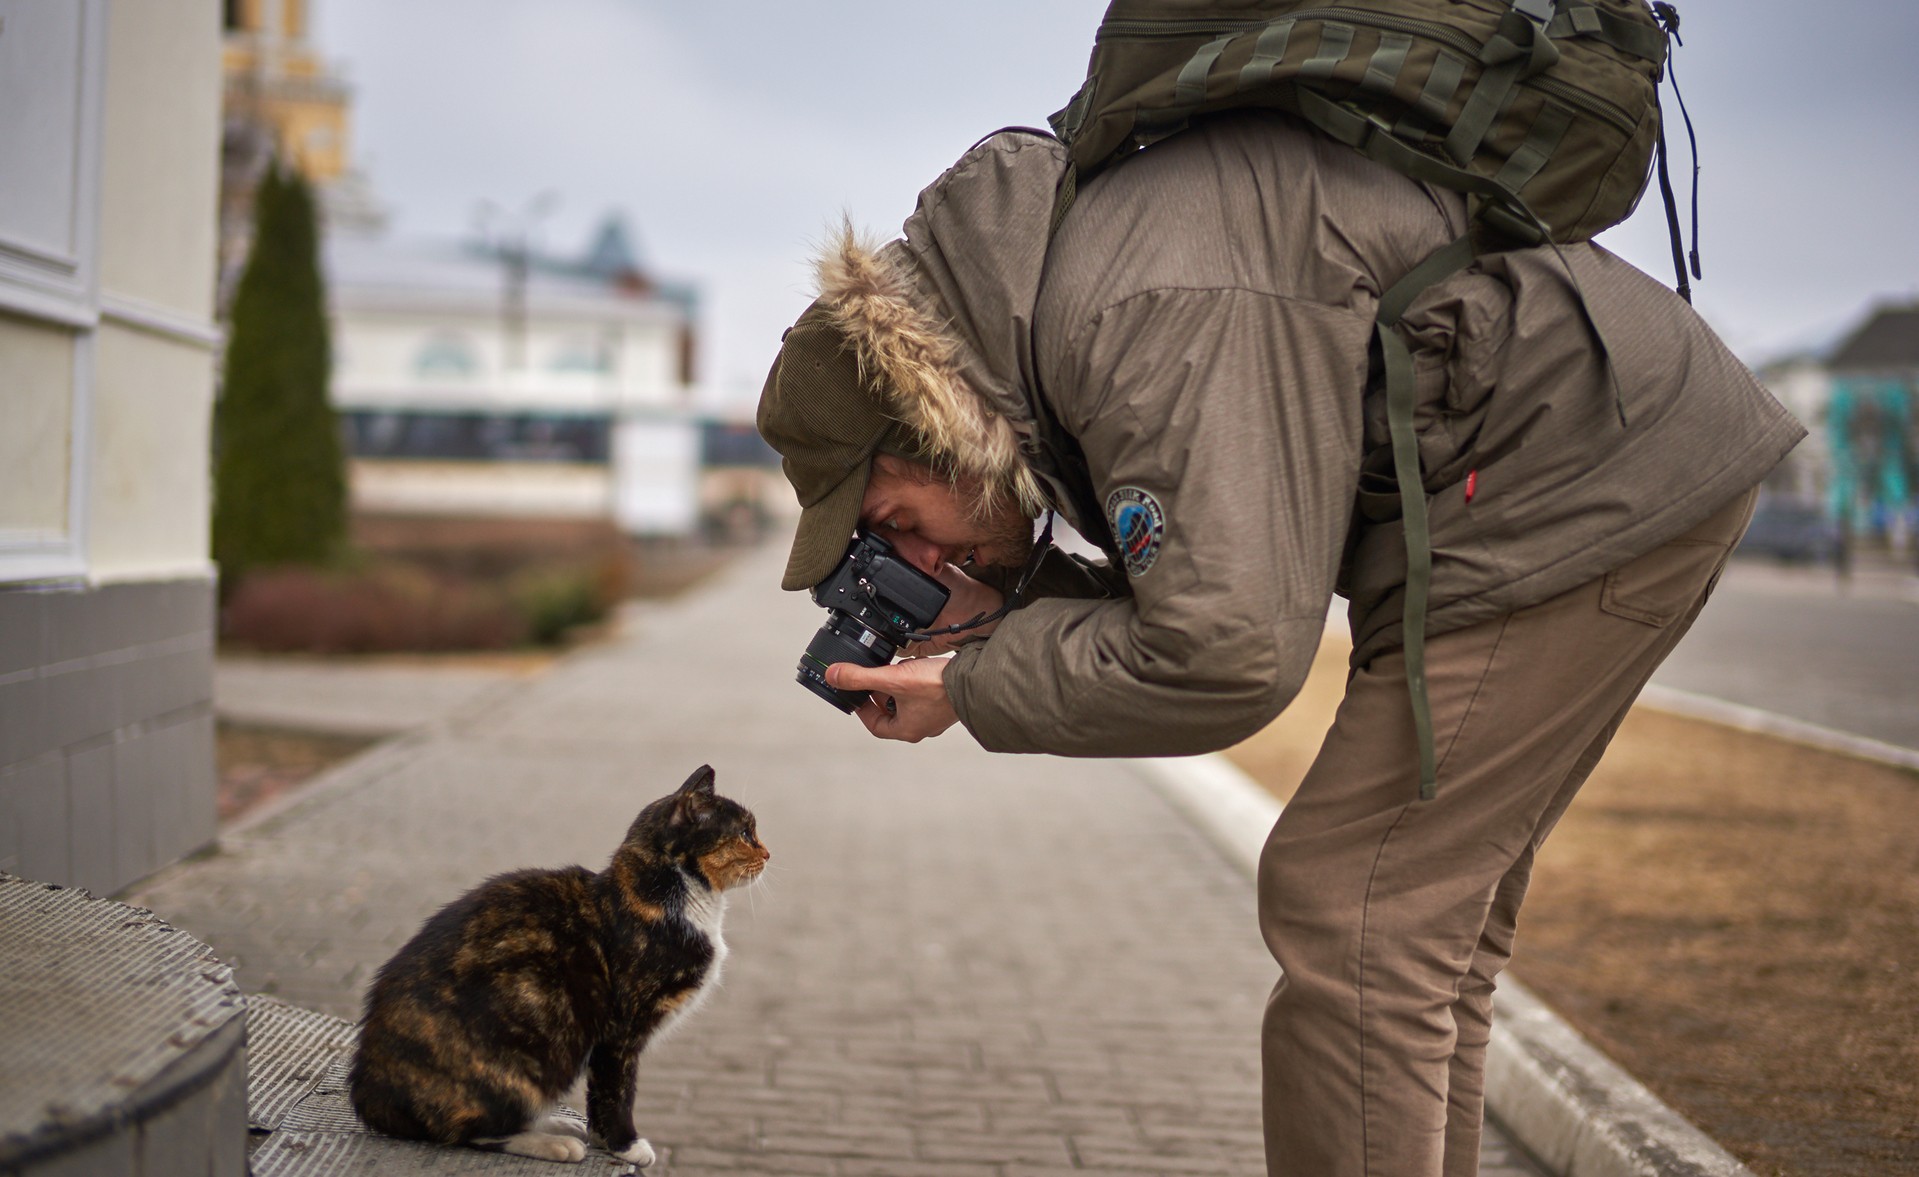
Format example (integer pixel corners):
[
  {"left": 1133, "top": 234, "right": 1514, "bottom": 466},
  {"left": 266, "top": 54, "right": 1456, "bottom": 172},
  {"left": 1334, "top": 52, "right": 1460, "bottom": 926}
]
[
  {"left": 1260, "top": 489, "right": 1755, "bottom": 1177},
  {"left": 1439, "top": 705, "right": 1617, "bottom": 1177},
  {"left": 1438, "top": 488, "right": 1755, "bottom": 1174}
]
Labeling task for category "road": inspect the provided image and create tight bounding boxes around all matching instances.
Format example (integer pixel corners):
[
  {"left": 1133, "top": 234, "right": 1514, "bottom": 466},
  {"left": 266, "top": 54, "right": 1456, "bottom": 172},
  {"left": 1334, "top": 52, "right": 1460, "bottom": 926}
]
[{"left": 1651, "top": 554, "right": 1919, "bottom": 753}]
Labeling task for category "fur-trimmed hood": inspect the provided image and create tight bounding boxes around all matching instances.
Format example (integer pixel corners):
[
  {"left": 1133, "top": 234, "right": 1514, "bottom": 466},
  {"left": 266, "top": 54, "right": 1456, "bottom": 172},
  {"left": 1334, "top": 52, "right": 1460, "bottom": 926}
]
[{"left": 812, "top": 131, "right": 1069, "bottom": 510}]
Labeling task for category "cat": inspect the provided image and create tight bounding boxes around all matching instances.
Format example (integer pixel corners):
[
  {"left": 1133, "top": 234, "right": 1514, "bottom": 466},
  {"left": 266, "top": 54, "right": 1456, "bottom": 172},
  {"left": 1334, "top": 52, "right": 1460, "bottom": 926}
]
[{"left": 347, "top": 764, "right": 768, "bottom": 1166}]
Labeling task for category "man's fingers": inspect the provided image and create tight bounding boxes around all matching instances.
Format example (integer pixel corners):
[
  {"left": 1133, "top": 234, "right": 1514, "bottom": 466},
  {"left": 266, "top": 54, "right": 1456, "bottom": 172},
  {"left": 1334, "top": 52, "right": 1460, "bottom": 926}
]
[{"left": 827, "top": 662, "right": 902, "bottom": 692}]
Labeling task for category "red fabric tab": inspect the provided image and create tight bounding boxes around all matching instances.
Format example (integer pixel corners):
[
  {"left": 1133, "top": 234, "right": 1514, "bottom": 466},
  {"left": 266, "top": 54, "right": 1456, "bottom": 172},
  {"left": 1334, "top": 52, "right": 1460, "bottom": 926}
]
[{"left": 1465, "top": 469, "right": 1479, "bottom": 503}]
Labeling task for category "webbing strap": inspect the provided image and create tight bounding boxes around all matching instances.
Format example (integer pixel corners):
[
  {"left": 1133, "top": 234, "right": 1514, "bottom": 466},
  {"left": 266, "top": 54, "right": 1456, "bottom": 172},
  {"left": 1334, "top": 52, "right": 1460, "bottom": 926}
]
[
  {"left": 1443, "top": 56, "right": 1522, "bottom": 164},
  {"left": 1299, "top": 22, "right": 1356, "bottom": 81},
  {"left": 1545, "top": 6, "right": 1668, "bottom": 61},
  {"left": 1654, "top": 121, "right": 1689, "bottom": 303},
  {"left": 1237, "top": 19, "right": 1298, "bottom": 90},
  {"left": 1492, "top": 101, "right": 1573, "bottom": 195},
  {"left": 1446, "top": 3, "right": 1559, "bottom": 165},
  {"left": 1394, "top": 49, "right": 1467, "bottom": 139},
  {"left": 1360, "top": 32, "right": 1415, "bottom": 101},
  {"left": 1136, "top": 32, "right": 1236, "bottom": 144},
  {"left": 1174, "top": 33, "right": 1236, "bottom": 104},
  {"left": 1374, "top": 233, "right": 1478, "bottom": 801},
  {"left": 1293, "top": 88, "right": 1519, "bottom": 211}
]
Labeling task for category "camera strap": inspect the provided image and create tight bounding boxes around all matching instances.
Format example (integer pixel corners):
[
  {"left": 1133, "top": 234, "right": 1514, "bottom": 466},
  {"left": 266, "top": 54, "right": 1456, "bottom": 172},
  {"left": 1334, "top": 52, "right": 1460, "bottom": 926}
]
[{"left": 901, "top": 511, "right": 1056, "bottom": 642}]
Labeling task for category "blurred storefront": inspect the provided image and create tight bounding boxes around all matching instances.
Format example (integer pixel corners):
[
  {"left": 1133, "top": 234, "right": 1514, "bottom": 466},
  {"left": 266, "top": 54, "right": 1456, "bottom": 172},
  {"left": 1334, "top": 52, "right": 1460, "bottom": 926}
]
[
  {"left": 327, "top": 216, "right": 707, "bottom": 541},
  {"left": 1825, "top": 304, "right": 1918, "bottom": 551}
]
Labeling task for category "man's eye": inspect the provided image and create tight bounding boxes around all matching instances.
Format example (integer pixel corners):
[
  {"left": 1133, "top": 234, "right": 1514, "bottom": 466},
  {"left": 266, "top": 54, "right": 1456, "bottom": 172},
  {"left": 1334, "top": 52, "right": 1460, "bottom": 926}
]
[{"left": 884, "top": 518, "right": 902, "bottom": 531}]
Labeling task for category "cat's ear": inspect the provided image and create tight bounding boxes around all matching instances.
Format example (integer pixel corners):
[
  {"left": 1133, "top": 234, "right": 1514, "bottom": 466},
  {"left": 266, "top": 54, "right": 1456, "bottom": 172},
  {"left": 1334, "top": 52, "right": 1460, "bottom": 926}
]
[{"left": 678, "top": 765, "right": 717, "bottom": 797}]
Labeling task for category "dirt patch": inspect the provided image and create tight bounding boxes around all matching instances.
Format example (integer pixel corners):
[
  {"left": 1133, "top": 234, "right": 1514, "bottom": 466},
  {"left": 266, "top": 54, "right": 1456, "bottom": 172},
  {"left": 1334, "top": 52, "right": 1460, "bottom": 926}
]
[
  {"left": 1226, "top": 638, "right": 1919, "bottom": 1177},
  {"left": 217, "top": 722, "right": 377, "bottom": 824}
]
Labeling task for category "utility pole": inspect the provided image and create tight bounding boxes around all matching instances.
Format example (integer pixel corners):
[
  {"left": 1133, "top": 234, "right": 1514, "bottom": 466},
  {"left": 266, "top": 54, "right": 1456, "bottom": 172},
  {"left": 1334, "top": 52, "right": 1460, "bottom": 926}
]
[{"left": 475, "top": 191, "right": 558, "bottom": 374}]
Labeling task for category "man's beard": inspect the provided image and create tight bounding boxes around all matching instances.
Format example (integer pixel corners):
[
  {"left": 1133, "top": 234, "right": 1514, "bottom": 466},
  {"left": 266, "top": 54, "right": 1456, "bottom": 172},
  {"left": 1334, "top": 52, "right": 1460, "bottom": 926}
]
[{"left": 969, "top": 496, "right": 1038, "bottom": 570}]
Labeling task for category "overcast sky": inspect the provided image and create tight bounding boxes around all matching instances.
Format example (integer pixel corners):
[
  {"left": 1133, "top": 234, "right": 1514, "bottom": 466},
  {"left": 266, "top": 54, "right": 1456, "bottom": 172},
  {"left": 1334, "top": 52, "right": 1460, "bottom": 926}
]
[{"left": 313, "top": 0, "right": 1919, "bottom": 410}]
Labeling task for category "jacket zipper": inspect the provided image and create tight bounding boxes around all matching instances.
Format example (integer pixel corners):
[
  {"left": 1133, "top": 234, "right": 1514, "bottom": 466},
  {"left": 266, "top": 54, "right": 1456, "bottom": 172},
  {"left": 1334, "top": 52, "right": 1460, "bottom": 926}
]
[{"left": 1095, "top": 9, "right": 1639, "bottom": 135}]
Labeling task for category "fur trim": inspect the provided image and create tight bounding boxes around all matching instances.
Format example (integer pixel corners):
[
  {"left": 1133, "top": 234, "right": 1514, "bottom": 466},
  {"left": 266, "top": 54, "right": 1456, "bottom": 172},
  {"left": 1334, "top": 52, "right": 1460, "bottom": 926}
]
[{"left": 814, "top": 221, "right": 1044, "bottom": 513}]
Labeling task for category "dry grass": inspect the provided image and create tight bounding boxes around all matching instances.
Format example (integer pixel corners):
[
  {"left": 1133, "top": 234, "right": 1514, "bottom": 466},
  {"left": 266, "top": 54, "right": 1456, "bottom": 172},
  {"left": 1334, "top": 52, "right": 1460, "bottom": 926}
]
[
  {"left": 1226, "top": 636, "right": 1919, "bottom": 1176},
  {"left": 216, "top": 722, "right": 376, "bottom": 824}
]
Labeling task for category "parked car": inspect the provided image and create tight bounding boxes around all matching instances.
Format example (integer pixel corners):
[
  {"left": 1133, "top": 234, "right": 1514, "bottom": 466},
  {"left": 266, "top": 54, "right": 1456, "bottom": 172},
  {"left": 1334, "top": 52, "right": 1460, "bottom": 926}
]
[{"left": 1735, "top": 499, "right": 1841, "bottom": 565}]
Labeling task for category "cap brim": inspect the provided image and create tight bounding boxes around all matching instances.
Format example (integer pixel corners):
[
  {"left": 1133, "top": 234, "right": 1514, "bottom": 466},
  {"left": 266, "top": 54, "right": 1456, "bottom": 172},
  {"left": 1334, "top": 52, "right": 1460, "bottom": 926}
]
[{"left": 781, "top": 460, "right": 871, "bottom": 591}]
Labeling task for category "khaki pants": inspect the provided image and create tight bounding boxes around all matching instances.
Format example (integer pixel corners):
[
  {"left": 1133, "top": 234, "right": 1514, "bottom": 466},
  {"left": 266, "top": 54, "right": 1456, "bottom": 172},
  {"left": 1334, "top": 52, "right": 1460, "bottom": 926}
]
[{"left": 1259, "top": 488, "right": 1758, "bottom": 1177}]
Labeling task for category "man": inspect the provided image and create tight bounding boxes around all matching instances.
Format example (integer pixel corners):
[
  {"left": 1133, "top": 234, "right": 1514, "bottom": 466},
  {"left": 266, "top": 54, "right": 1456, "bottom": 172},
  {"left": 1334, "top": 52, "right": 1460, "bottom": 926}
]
[{"left": 757, "top": 113, "right": 1802, "bottom": 1176}]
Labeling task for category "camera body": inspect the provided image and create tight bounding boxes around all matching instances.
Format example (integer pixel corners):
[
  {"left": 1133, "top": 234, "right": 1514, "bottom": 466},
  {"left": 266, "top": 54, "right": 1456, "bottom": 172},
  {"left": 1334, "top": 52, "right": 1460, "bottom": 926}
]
[{"left": 796, "top": 530, "right": 950, "bottom": 712}]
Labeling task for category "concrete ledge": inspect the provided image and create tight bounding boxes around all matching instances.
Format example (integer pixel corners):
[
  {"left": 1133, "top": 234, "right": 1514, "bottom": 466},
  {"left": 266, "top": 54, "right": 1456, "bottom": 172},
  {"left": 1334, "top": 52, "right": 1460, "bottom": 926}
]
[
  {"left": 1638, "top": 684, "right": 1919, "bottom": 773},
  {"left": 1484, "top": 978, "right": 1752, "bottom": 1177},
  {"left": 1129, "top": 753, "right": 1757, "bottom": 1177}
]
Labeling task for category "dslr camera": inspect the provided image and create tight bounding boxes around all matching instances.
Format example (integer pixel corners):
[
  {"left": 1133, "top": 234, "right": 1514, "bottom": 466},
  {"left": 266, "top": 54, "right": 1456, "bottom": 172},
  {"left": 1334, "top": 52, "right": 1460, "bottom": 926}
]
[{"left": 796, "top": 530, "right": 950, "bottom": 713}]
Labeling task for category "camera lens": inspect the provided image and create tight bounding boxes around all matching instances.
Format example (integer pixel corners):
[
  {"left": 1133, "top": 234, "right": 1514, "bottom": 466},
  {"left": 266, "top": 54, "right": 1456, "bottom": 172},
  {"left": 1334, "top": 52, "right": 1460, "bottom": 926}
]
[{"left": 795, "top": 612, "right": 893, "bottom": 712}]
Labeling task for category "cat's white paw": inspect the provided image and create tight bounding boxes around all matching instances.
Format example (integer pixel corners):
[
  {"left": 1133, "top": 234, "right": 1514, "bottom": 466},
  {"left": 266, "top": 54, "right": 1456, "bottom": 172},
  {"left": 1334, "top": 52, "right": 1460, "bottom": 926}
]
[
  {"left": 487, "top": 1131, "right": 588, "bottom": 1162},
  {"left": 614, "top": 1137, "right": 656, "bottom": 1167},
  {"left": 536, "top": 1113, "right": 590, "bottom": 1142}
]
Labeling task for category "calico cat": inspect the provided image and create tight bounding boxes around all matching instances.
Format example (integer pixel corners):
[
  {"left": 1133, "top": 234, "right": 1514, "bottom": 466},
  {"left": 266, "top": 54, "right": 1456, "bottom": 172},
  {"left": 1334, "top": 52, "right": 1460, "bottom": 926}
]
[{"left": 348, "top": 764, "right": 768, "bottom": 1166}]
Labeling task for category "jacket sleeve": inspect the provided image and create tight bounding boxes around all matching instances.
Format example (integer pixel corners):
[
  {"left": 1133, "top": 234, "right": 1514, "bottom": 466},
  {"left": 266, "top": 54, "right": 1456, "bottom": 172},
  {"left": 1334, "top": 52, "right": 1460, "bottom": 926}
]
[{"left": 943, "top": 287, "right": 1370, "bottom": 756}]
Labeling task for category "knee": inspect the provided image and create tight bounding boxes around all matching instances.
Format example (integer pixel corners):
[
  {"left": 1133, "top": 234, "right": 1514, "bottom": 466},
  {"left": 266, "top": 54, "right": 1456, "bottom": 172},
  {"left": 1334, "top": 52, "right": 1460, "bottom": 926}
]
[{"left": 1258, "top": 831, "right": 1362, "bottom": 974}]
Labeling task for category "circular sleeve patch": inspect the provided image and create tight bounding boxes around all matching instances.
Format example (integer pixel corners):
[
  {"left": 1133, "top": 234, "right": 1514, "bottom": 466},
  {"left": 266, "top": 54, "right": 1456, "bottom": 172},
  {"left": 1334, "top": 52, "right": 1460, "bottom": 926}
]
[{"left": 1105, "top": 486, "right": 1166, "bottom": 578}]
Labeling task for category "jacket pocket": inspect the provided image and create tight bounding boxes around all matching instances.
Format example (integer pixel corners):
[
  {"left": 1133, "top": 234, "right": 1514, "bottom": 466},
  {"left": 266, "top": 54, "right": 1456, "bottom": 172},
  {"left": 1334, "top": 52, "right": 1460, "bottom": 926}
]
[{"left": 1598, "top": 539, "right": 1726, "bottom": 628}]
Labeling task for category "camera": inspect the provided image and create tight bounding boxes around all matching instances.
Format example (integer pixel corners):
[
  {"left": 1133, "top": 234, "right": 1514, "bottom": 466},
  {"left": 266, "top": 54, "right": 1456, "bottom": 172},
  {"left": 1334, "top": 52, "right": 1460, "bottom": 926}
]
[{"left": 796, "top": 530, "right": 950, "bottom": 712}]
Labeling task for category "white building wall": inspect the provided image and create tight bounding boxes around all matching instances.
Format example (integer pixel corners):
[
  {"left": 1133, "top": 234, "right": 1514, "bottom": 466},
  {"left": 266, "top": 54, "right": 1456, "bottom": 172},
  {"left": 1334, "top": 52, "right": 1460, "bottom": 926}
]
[
  {"left": 333, "top": 307, "right": 685, "bottom": 413},
  {"left": 0, "top": 0, "right": 222, "bottom": 894}
]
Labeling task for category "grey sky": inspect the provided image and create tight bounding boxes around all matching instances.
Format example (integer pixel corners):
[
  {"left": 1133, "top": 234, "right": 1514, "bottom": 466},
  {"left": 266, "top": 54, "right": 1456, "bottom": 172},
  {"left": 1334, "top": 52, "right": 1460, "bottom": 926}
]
[{"left": 313, "top": 0, "right": 1919, "bottom": 408}]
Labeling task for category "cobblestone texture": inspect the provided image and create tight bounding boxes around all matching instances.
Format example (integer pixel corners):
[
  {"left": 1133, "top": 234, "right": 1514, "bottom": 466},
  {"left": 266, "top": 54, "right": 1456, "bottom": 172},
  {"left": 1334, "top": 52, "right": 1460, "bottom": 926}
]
[{"left": 130, "top": 542, "right": 1542, "bottom": 1176}]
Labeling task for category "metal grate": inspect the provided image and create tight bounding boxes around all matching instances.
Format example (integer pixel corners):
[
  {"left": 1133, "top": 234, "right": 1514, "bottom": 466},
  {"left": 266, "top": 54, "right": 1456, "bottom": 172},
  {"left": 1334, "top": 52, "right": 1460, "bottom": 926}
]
[
  {"left": 245, "top": 996, "right": 358, "bottom": 1132},
  {"left": 0, "top": 873, "right": 245, "bottom": 1161}
]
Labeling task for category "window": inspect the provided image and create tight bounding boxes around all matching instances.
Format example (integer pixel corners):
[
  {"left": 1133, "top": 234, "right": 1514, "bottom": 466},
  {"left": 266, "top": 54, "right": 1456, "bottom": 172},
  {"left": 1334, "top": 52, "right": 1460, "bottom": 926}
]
[
  {"left": 341, "top": 411, "right": 612, "bottom": 463},
  {"left": 412, "top": 332, "right": 479, "bottom": 379},
  {"left": 548, "top": 335, "right": 612, "bottom": 374},
  {"left": 0, "top": 0, "right": 105, "bottom": 583}
]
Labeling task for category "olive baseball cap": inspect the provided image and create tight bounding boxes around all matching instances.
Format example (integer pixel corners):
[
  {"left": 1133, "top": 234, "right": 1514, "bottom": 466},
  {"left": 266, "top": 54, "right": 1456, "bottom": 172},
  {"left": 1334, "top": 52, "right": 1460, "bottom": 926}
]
[{"left": 757, "top": 302, "right": 919, "bottom": 591}]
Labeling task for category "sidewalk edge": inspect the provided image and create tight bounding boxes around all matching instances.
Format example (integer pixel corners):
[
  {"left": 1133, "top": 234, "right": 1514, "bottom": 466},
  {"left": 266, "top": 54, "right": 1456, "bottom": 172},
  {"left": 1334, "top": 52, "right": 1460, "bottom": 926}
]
[
  {"left": 1638, "top": 684, "right": 1919, "bottom": 772},
  {"left": 1128, "top": 753, "right": 1758, "bottom": 1177}
]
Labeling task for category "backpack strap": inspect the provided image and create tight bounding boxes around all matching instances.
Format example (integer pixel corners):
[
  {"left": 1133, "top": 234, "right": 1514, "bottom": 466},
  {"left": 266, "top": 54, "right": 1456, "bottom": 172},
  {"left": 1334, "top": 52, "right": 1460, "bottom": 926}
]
[
  {"left": 1445, "top": 0, "right": 1561, "bottom": 166},
  {"left": 1372, "top": 234, "right": 1478, "bottom": 801}
]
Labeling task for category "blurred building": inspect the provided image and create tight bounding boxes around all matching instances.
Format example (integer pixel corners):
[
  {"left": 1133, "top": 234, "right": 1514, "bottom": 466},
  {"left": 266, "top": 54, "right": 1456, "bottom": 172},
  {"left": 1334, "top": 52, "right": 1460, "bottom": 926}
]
[
  {"left": 219, "top": 0, "right": 380, "bottom": 307},
  {"left": 700, "top": 418, "right": 789, "bottom": 543},
  {"left": 1825, "top": 303, "right": 1918, "bottom": 547},
  {"left": 1751, "top": 301, "right": 1919, "bottom": 557},
  {"left": 1752, "top": 352, "right": 1831, "bottom": 503},
  {"left": 327, "top": 216, "right": 707, "bottom": 541},
  {"left": 1, "top": 0, "right": 222, "bottom": 891}
]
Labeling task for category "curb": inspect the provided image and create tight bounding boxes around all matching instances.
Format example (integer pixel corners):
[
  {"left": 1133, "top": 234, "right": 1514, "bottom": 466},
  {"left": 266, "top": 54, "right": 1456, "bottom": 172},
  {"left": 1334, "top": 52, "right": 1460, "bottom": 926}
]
[
  {"left": 1129, "top": 753, "right": 1758, "bottom": 1177},
  {"left": 1638, "top": 684, "right": 1919, "bottom": 773}
]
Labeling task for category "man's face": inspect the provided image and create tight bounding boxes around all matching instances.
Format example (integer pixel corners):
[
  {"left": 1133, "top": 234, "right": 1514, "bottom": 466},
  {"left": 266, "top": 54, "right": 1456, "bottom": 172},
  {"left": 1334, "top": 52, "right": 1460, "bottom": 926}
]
[{"left": 858, "top": 454, "right": 1034, "bottom": 577}]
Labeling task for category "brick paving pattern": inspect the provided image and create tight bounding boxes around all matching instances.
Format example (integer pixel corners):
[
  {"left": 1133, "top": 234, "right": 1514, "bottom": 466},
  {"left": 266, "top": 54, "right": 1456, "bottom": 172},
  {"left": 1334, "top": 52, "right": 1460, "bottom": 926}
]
[{"left": 131, "top": 542, "right": 1542, "bottom": 1176}]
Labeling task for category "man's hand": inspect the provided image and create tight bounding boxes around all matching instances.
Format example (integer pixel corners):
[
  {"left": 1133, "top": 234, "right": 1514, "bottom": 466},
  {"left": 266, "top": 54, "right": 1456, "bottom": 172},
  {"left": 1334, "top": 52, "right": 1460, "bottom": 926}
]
[
  {"left": 904, "top": 563, "right": 1006, "bottom": 656},
  {"left": 827, "top": 656, "right": 958, "bottom": 742}
]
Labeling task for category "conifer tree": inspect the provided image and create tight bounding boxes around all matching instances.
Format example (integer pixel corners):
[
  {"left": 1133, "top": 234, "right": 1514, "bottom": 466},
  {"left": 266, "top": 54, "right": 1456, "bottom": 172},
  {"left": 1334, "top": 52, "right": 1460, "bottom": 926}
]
[{"left": 213, "top": 163, "right": 346, "bottom": 585}]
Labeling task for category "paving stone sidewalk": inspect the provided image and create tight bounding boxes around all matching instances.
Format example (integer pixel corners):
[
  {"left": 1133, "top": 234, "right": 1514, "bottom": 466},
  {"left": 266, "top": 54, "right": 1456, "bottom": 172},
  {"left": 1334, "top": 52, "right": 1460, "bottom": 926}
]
[{"left": 130, "top": 541, "right": 1543, "bottom": 1176}]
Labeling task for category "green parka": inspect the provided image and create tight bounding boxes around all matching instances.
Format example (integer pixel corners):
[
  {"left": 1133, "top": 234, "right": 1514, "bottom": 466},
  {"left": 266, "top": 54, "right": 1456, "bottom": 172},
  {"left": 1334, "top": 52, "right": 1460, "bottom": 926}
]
[{"left": 812, "top": 112, "right": 1803, "bottom": 757}]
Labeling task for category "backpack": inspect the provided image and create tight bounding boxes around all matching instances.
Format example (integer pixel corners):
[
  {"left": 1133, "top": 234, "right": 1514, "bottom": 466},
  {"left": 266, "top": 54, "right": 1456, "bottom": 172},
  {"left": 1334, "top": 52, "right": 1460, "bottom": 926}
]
[{"left": 1044, "top": 0, "right": 1687, "bottom": 799}]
